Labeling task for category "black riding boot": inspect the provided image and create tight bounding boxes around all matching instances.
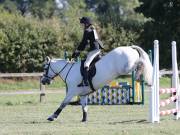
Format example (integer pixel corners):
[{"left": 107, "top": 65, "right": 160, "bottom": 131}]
[{"left": 78, "top": 67, "right": 89, "bottom": 87}]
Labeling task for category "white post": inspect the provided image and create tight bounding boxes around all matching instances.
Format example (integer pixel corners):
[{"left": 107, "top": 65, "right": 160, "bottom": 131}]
[
  {"left": 150, "top": 40, "right": 180, "bottom": 123},
  {"left": 149, "top": 40, "right": 160, "bottom": 123},
  {"left": 40, "top": 76, "right": 46, "bottom": 102},
  {"left": 171, "top": 41, "right": 180, "bottom": 120}
]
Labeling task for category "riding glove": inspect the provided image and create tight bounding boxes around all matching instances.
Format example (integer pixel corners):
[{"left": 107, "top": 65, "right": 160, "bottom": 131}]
[{"left": 72, "top": 50, "right": 80, "bottom": 58}]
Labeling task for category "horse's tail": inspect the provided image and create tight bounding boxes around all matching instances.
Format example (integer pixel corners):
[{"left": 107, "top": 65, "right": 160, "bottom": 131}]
[{"left": 131, "top": 45, "right": 153, "bottom": 85}]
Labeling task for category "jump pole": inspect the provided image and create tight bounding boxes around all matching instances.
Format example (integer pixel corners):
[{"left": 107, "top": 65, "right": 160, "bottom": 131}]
[
  {"left": 171, "top": 41, "right": 180, "bottom": 120},
  {"left": 149, "top": 40, "right": 160, "bottom": 123},
  {"left": 149, "top": 40, "right": 180, "bottom": 123}
]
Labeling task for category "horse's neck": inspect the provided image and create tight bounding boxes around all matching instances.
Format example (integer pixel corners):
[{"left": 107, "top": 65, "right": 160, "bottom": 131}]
[{"left": 52, "top": 60, "right": 70, "bottom": 81}]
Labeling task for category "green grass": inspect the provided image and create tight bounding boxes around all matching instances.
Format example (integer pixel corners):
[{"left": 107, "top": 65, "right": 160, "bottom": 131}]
[
  {"left": 159, "top": 76, "right": 172, "bottom": 88},
  {"left": 0, "top": 78, "right": 66, "bottom": 91},
  {"left": 0, "top": 91, "right": 180, "bottom": 135},
  {"left": 0, "top": 76, "right": 176, "bottom": 135},
  {"left": 0, "top": 77, "right": 171, "bottom": 91}
]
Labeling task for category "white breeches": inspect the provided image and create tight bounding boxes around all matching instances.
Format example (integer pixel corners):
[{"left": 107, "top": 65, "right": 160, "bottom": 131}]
[{"left": 84, "top": 49, "right": 101, "bottom": 68}]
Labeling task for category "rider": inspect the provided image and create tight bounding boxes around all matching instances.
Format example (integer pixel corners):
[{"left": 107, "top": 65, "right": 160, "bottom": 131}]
[{"left": 72, "top": 16, "right": 103, "bottom": 87}]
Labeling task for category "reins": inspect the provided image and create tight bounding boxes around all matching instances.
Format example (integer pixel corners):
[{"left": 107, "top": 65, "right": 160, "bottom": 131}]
[
  {"left": 45, "top": 60, "right": 72, "bottom": 81},
  {"left": 44, "top": 59, "right": 75, "bottom": 94}
]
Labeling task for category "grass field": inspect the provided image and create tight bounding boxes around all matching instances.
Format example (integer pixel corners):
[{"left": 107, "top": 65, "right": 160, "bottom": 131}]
[
  {"left": 0, "top": 77, "right": 66, "bottom": 91},
  {"left": 0, "top": 76, "right": 179, "bottom": 135},
  {"left": 1, "top": 89, "right": 180, "bottom": 135},
  {"left": 0, "top": 76, "right": 171, "bottom": 91}
]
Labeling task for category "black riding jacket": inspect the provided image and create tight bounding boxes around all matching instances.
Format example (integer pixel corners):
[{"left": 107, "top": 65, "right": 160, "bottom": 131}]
[{"left": 77, "top": 25, "right": 100, "bottom": 51}]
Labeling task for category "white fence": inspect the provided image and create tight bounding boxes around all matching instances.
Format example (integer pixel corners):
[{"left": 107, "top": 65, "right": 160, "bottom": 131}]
[{"left": 0, "top": 73, "right": 45, "bottom": 102}]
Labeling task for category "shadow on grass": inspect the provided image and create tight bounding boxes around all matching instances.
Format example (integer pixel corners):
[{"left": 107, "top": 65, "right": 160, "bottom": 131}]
[
  {"left": 24, "top": 121, "right": 53, "bottom": 124},
  {"left": 0, "top": 120, "right": 55, "bottom": 124},
  {"left": 108, "top": 119, "right": 149, "bottom": 125},
  {"left": 4, "top": 101, "right": 38, "bottom": 106}
]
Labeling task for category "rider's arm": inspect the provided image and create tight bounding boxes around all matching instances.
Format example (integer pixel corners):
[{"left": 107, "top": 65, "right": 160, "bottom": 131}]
[{"left": 77, "top": 30, "right": 88, "bottom": 51}]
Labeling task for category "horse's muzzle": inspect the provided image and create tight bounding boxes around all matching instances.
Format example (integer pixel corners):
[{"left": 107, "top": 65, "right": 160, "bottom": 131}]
[{"left": 41, "top": 77, "right": 52, "bottom": 85}]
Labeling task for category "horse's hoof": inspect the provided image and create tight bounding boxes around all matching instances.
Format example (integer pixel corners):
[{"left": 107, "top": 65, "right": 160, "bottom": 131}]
[
  {"left": 47, "top": 117, "right": 54, "bottom": 121},
  {"left": 81, "top": 119, "right": 87, "bottom": 122}
]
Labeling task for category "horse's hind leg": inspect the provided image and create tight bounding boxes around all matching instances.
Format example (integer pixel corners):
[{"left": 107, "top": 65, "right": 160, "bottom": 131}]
[
  {"left": 80, "top": 95, "right": 88, "bottom": 122},
  {"left": 47, "top": 93, "right": 74, "bottom": 121}
]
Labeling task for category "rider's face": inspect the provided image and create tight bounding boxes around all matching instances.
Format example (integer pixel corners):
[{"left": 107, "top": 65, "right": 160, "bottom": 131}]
[{"left": 80, "top": 23, "right": 86, "bottom": 29}]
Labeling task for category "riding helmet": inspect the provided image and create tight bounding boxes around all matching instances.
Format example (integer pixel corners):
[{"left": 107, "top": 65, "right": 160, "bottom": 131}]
[{"left": 79, "top": 17, "right": 92, "bottom": 25}]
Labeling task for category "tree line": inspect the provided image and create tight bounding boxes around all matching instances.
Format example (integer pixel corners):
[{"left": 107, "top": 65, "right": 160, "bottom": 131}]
[{"left": 0, "top": 0, "right": 179, "bottom": 72}]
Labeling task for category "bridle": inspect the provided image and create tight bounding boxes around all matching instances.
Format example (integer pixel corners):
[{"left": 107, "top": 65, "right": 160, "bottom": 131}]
[
  {"left": 43, "top": 60, "right": 69, "bottom": 80},
  {"left": 43, "top": 59, "right": 75, "bottom": 93}
]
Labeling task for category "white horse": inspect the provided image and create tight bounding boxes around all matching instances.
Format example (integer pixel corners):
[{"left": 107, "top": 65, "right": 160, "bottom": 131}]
[{"left": 41, "top": 45, "right": 152, "bottom": 122}]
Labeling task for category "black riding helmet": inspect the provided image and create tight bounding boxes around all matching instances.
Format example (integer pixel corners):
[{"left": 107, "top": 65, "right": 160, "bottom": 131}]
[{"left": 79, "top": 17, "right": 92, "bottom": 25}]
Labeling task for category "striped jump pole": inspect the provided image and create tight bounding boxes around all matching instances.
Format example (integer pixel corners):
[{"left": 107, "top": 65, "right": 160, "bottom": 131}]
[
  {"left": 171, "top": 41, "right": 180, "bottom": 120},
  {"left": 150, "top": 40, "right": 180, "bottom": 123}
]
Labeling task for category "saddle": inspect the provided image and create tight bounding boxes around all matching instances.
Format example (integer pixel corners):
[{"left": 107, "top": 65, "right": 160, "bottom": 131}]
[{"left": 80, "top": 55, "right": 101, "bottom": 91}]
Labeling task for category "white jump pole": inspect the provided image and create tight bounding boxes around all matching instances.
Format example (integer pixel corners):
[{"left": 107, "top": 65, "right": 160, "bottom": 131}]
[
  {"left": 150, "top": 40, "right": 180, "bottom": 123},
  {"left": 171, "top": 41, "right": 180, "bottom": 120},
  {"left": 149, "top": 40, "right": 160, "bottom": 123}
]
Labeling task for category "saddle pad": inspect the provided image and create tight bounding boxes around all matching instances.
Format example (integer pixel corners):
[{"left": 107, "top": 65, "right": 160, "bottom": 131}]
[
  {"left": 80, "top": 60, "right": 96, "bottom": 79},
  {"left": 80, "top": 55, "right": 101, "bottom": 91}
]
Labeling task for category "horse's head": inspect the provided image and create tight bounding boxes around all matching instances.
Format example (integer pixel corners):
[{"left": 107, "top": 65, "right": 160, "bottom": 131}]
[
  {"left": 41, "top": 56, "right": 69, "bottom": 85},
  {"left": 41, "top": 56, "right": 56, "bottom": 85}
]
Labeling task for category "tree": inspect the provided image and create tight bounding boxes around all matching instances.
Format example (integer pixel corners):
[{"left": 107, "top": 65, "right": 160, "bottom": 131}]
[
  {"left": 0, "top": 0, "right": 19, "bottom": 13},
  {"left": 136, "top": 0, "right": 180, "bottom": 68},
  {"left": 85, "top": 0, "right": 146, "bottom": 51},
  {"left": 56, "top": 0, "right": 96, "bottom": 53},
  {"left": 88, "top": 0, "right": 145, "bottom": 25},
  {"left": 0, "top": 0, "right": 56, "bottom": 19},
  {"left": 0, "top": 12, "right": 63, "bottom": 72},
  {"left": 28, "top": 0, "right": 55, "bottom": 19}
]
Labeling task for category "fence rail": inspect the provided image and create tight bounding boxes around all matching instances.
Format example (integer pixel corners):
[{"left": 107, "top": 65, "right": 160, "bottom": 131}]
[
  {"left": 0, "top": 72, "right": 45, "bottom": 102},
  {"left": 0, "top": 73, "right": 43, "bottom": 77},
  {"left": 0, "top": 70, "right": 179, "bottom": 102},
  {"left": 160, "top": 70, "right": 180, "bottom": 76}
]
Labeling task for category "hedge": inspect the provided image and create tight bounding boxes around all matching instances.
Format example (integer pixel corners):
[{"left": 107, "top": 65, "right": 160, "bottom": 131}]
[{"left": 0, "top": 12, "right": 64, "bottom": 72}]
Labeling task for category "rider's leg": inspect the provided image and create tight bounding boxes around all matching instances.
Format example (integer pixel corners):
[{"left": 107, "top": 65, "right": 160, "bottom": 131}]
[
  {"left": 78, "top": 66, "right": 89, "bottom": 87},
  {"left": 84, "top": 49, "right": 101, "bottom": 69},
  {"left": 79, "top": 66, "right": 89, "bottom": 86},
  {"left": 78, "top": 49, "right": 100, "bottom": 87}
]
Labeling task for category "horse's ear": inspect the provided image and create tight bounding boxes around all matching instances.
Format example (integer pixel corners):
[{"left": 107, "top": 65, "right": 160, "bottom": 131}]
[{"left": 45, "top": 56, "right": 51, "bottom": 63}]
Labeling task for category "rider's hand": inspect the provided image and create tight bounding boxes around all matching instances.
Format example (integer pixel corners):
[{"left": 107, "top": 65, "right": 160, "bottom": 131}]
[
  {"left": 71, "top": 52, "right": 76, "bottom": 58},
  {"left": 72, "top": 50, "right": 80, "bottom": 58}
]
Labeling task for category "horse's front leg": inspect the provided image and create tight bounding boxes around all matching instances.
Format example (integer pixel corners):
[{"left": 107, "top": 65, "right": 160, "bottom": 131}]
[
  {"left": 47, "top": 93, "right": 74, "bottom": 121},
  {"left": 80, "top": 95, "right": 88, "bottom": 122}
]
